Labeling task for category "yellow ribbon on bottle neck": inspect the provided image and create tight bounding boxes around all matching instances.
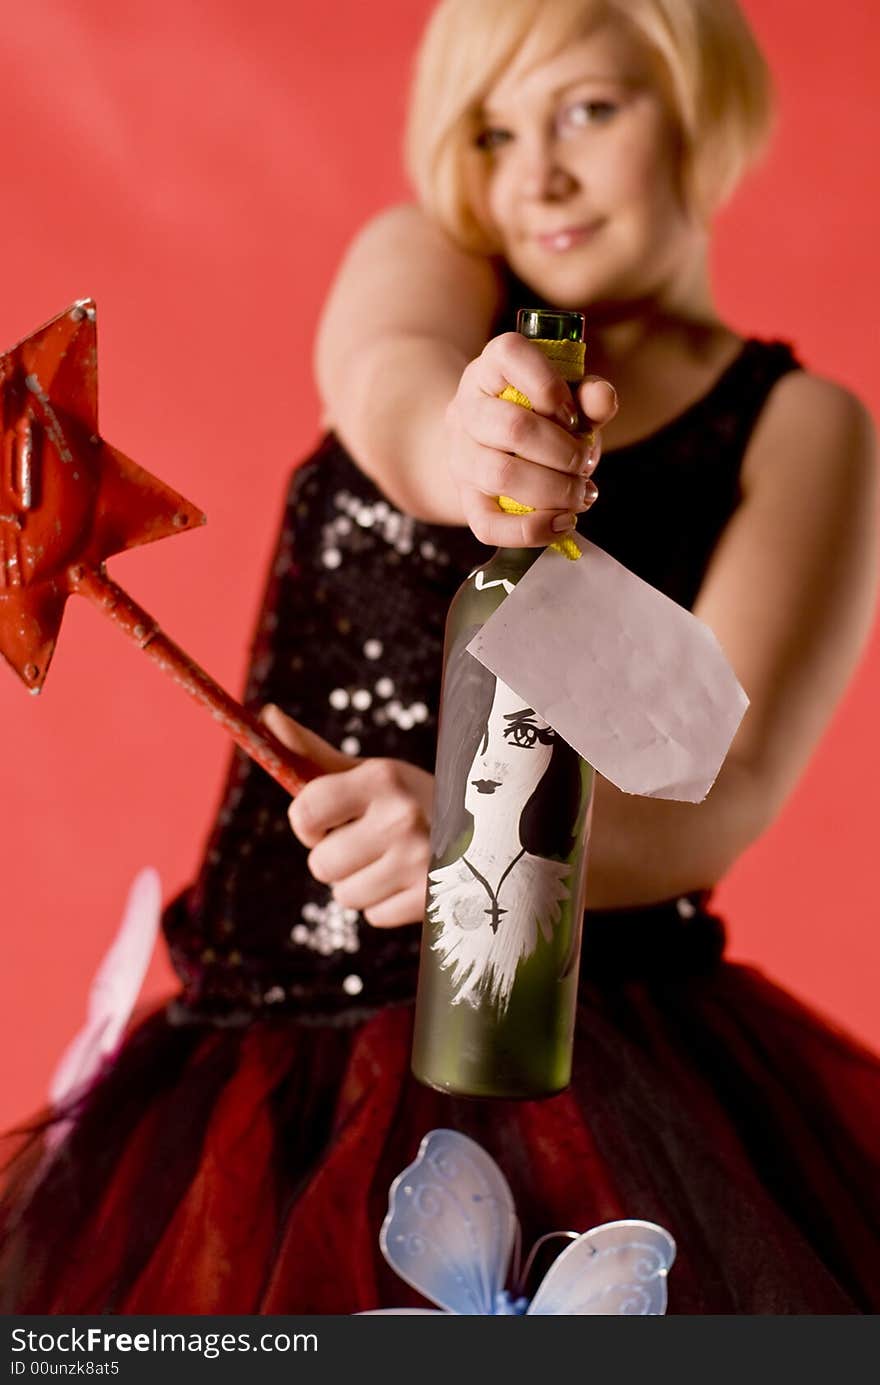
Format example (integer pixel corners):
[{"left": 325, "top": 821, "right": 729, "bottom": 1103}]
[{"left": 496, "top": 336, "right": 586, "bottom": 562}]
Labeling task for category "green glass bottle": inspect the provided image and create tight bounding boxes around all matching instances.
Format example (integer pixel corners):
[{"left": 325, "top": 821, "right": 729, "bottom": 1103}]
[{"left": 411, "top": 309, "right": 595, "bottom": 1099}]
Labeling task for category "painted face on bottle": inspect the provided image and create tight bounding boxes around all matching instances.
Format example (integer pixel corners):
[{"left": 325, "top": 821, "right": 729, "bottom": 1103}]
[
  {"left": 464, "top": 675, "right": 555, "bottom": 824},
  {"left": 471, "top": 20, "right": 702, "bottom": 311}
]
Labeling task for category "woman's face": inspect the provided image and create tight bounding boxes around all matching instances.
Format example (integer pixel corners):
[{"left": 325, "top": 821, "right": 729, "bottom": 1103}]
[
  {"left": 472, "top": 20, "right": 703, "bottom": 311},
  {"left": 465, "top": 676, "right": 555, "bottom": 825}
]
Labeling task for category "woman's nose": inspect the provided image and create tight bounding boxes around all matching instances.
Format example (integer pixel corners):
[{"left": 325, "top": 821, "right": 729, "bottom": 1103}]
[{"left": 518, "top": 139, "right": 577, "bottom": 201}]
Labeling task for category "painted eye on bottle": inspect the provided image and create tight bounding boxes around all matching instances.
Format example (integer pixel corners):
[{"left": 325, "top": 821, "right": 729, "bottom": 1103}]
[{"left": 504, "top": 721, "right": 554, "bottom": 749}]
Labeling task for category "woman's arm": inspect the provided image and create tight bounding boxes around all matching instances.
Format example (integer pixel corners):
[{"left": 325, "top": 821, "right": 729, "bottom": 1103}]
[
  {"left": 584, "top": 372, "right": 878, "bottom": 909},
  {"left": 316, "top": 203, "right": 618, "bottom": 541},
  {"left": 314, "top": 203, "right": 501, "bottom": 522}
]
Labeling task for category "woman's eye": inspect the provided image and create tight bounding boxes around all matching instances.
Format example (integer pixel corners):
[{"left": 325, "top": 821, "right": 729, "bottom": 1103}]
[
  {"left": 474, "top": 126, "right": 513, "bottom": 153},
  {"left": 561, "top": 100, "right": 618, "bottom": 130}
]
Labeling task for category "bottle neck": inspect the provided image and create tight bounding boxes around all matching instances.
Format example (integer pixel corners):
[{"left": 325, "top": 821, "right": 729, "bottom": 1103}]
[{"left": 483, "top": 546, "right": 543, "bottom": 582}]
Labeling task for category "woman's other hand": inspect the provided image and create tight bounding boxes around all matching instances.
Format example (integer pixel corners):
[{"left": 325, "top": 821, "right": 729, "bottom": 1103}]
[
  {"left": 445, "top": 331, "right": 618, "bottom": 546},
  {"left": 261, "top": 705, "right": 433, "bottom": 928}
]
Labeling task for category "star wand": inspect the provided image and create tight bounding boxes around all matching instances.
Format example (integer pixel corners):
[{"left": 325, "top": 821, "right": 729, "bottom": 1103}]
[{"left": 0, "top": 299, "right": 317, "bottom": 795}]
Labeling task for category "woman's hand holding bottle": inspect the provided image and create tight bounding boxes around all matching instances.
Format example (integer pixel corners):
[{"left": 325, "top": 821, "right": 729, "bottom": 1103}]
[{"left": 445, "top": 332, "right": 618, "bottom": 547}]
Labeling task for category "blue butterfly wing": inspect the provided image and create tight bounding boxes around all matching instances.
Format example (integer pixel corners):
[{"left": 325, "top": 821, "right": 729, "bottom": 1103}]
[
  {"left": 527, "top": 1219, "right": 676, "bottom": 1315},
  {"left": 378, "top": 1128, "right": 518, "bottom": 1315},
  {"left": 357, "top": 1310, "right": 447, "bottom": 1316}
]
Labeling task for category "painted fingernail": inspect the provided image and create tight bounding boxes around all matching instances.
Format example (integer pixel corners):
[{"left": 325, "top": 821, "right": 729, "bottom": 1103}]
[
  {"left": 557, "top": 403, "right": 579, "bottom": 429},
  {"left": 582, "top": 479, "right": 599, "bottom": 506},
  {"left": 552, "top": 512, "right": 576, "bottom": 533}
]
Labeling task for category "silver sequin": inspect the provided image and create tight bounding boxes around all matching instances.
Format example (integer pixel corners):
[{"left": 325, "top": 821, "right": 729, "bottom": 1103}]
[{"left": 293, "top": 897, "right": 361, "bottom": 956}]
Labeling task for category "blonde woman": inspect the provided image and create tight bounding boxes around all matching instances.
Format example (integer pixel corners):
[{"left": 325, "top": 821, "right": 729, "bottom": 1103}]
[{"left": 2, "top": 0, "right": 877, "bottom": 1313}]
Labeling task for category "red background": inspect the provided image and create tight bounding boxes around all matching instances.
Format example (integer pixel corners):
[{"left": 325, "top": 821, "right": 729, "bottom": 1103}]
[{"left": 0, "top": 0, "right": 877, "bottom": 1130}]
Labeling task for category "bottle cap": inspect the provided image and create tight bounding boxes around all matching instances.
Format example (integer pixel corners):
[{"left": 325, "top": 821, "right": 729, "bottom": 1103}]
[{"left": 516, "top": 308, "right": 585, "bottom": 342}]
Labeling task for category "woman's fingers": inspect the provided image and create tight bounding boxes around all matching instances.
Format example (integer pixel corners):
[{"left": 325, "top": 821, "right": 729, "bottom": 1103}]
[
  {"left": 333, "top": 839, "right": 431, "bottom": 915},
  {"left": 306, "top": 817, "right": 381, "bottom": 886},
  {"left": 472, "top": 332, "right": 581, "bottom": 425},
  {"left": 288, "top": 758, "right": 378, "bottom": 847},
  {"left": 305, "top": 780, "right": 423, "bottom": 884},
  {"left": 463, "top": 396, "right": 592, "bottom": 477},
  {"left": 579, "top": 376, "right": 619, "bottom": 430},
  {"left": 364, "top": 885, "right": 427, "bottom": 929},
  {"left": 466, "top": 441, "right": 596, "bottom": 514},
  {"left": 260, "top": 704, "right": 357, "bottom": 774},
  {"left": 461, "top": 485, "right": 596, "bottom": 548}
]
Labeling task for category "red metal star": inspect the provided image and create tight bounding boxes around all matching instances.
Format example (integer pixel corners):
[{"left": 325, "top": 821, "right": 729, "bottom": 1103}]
[{"left": 0, "top": 300, "right": 316, "bottom": 793}]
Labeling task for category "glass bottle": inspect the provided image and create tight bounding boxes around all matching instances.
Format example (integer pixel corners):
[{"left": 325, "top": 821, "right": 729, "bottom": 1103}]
[{"left": 411, "top": 308, "right": 595, "bottom": 1099}]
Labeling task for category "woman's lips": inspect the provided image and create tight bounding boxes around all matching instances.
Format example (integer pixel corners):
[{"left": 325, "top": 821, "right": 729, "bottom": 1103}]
[
  {"left": 534, "top": 221, "right": 603, "bottom": 252},
  {"left": 471, "top": 779, "right": 501, "bottom": 794}
]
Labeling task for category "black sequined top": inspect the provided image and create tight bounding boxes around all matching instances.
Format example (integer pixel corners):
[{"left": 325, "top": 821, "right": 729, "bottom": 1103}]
[{"left": 163, "top": 336, "right": 801, "bottom": 1024}]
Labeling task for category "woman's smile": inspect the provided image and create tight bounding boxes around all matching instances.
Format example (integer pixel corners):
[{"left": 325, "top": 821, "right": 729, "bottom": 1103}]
[{"left": 533, "top": 218, "right": 605, "bottom": 253}]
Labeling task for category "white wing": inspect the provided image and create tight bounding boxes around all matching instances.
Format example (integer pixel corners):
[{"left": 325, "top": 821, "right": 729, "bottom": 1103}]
[
  {"left": 379, "top": 1128, "right": 518, "bottom": 1315},
  {"left": 527, "top": 1219, "right": 676, "bottom": 1316},
  {"left": 49, "top": 867, "right": 162, "bottom": 1110}
]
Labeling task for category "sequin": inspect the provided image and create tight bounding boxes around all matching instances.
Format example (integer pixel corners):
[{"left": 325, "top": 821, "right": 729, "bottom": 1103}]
[
  {"left": 364, "top": 639, "right": 383, "bottom": 660},
  {"left": 411, "top": 702, "right": 428, "bottom": 723},
  {"left": 329, "top": 689, "right": 349, "bottom": 710},
  {"left": 322, "top": 548, "right": 342, "bottom": 569},
  {"left": 375, "top": 677, "right": 394, "bottom": 698},
  {"left": 342, "top": 974, "right": 364, "bottom": 996},
  {"left": 351, "top": 690, "right": 371, "bottom": 710},
  {"left": 291, "top": 895, "right": 361, "bottom": 957},
  {"left": 341, "top": 736, "right": 360, "bottom": 755}
]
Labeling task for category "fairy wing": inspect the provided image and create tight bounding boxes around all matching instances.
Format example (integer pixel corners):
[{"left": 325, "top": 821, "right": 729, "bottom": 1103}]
[
  {"left": 527, "top": 1219, "right": 676, "bottom": 1316},
  {"left": 379, "top": 1128, "right": 518, "bottom": 1315},
  {"left": 49, "top": 866, "right": 161, "bottom": 1108}
]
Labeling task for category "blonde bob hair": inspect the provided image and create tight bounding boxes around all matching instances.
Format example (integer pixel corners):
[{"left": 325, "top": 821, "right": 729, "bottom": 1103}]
[{"left": 405, "top": 0, "right": 774, "bottom": 250}]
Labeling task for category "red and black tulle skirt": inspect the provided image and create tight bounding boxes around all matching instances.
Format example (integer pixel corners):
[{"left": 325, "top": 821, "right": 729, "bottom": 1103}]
[{"left": 2, "top": 900, "right": 880, "bottom": 1315}]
